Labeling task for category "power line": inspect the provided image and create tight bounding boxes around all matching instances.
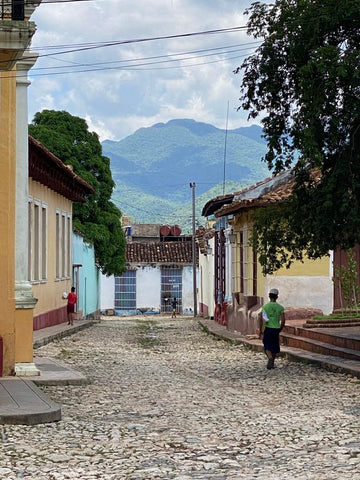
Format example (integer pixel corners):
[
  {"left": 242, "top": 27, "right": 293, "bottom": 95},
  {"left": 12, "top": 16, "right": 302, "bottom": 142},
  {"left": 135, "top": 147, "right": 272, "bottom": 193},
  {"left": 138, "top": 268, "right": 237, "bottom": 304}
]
[
  {"left": 0, "top": 0, "right": 93, "bottom": 5},
  {"left": 30, "top": 26, "right": 248, "bottom": 57},
  {"left": 0, "top": 25, "right": 255, "bottom": 77},
  {"left": 29, "top": 54, "right": 248, "bottom": 77},
  {"left": 112, "top": 198, "right": 194, "bottom": 221},
  {"left": 31, "top": 41, "right": 261, "bottom": 71},
  {"left": 20, "top": 50, "right": 253, "bottom": 78}
]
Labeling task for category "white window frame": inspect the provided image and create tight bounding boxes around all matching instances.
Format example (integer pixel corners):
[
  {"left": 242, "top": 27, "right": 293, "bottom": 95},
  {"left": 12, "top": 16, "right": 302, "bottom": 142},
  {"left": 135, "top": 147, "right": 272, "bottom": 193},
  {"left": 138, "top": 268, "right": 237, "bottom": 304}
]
[
  {"left": 55, "top": 208, "right": 72, "bottom": 280},
  {"left": 28, "top": 198, "right": 48, "bottom": 283}
]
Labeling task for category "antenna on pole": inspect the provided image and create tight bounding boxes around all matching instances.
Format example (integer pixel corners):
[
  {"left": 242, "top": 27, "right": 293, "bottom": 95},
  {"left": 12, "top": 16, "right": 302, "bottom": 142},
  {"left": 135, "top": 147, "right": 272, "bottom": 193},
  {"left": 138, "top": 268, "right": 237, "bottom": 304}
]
[
  {"left": 222, "top": 100, "right": 229, "bottom": 195},
  {"left": 189, "top": 182, "right": 197, "bottom": 317}
]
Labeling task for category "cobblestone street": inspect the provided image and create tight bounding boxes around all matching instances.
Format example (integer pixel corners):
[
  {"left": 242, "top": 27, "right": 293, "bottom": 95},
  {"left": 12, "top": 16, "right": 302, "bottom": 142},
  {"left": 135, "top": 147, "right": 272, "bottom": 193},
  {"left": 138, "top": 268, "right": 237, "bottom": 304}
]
[{"left": 1, "top": 317, "right": 359, "bottom": 480}]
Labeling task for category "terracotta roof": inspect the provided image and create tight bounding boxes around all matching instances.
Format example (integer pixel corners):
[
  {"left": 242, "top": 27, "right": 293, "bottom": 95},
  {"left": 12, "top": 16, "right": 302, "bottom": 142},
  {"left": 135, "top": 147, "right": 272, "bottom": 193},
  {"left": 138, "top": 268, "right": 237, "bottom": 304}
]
[
  {"left": 215, "top": 170, "right": 294, "bottom": 217},
  {"left": 202, "top": 192, "right": 235, "bottom": 217},
  {"left": 195, "top": 226, "right": 216, "bottom": 255},
  {"left": 126, "top": 240, "right": 194, "bottom": 264},
  {"left": 201, "top": 176, "right": 278, "bottom": 217},
  {"left": 29, "top": 136, "right": 95, "bottom": 202}
]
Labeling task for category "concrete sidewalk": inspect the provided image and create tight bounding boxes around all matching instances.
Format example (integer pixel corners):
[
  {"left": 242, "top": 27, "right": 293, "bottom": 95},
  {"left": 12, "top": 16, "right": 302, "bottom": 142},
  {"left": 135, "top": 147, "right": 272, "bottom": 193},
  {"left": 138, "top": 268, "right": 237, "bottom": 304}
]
[
  {"left": 199, "top": 318, "right": 360, "bottom": 379},
  {"left": 0, "top": 319, "right": 95, "bottom": 425}
]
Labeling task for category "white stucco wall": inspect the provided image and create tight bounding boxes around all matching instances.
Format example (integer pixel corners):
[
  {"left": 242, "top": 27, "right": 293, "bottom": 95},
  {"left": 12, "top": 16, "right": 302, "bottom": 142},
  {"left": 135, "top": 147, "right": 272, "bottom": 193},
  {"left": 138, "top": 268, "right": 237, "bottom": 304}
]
[
  {"left": 182, "top": 265, "right": 196, "bottom": 311},
  {"left": 136, "top": 266, "right": 161, "bottom": 310},
  {"left": 101, "top": 274, "right": 115, "bottom": 310},
  {"left": 264, "top": 276, "right": 333, "bottom": 315},
  {"left": 101, "top": 264, "right": 197, "bottom": 313},
  {"left": 198, "top": 237, "right": 215, "bottom": 317}
]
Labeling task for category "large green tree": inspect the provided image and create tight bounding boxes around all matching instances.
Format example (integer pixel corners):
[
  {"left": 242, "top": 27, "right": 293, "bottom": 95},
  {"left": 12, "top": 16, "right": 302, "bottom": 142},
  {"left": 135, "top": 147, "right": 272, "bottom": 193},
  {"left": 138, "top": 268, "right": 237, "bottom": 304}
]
[
  {"left": 29, "top": 110, "right": 126, "bottom": 276},
  {"left": 236, "top": 0, "right": 360, "bottom": 274}
]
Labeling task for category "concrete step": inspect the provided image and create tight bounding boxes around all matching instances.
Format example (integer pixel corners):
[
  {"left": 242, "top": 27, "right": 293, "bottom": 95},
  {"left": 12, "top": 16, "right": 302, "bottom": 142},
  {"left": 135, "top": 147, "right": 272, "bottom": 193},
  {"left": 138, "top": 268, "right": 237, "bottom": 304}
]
[
  {"left": 199, "top": 319, "right": 360, "bottom": 378},
  {"left": 283, "top": 325, "right": 360, "bottom": 351},
  {"left": 281, "top": 332, "right": 360, "bottom": 361},
  {"left": 304, "top": 319, "right": 360, "bottom": 328}
]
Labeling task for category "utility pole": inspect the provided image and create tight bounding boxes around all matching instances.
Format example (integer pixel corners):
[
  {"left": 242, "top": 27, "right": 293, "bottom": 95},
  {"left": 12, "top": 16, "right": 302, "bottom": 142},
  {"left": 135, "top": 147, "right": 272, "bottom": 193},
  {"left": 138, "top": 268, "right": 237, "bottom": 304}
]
[{"left": 189, "top": 182, "right": 197, "bottom": 316}]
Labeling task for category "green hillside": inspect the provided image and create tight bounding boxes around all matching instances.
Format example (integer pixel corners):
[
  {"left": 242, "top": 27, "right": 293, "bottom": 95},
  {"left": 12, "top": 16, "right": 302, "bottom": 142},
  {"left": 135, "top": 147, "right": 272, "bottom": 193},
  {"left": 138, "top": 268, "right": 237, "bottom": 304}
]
[{"left": 103, "top": 119, "right": 269, "bottom": 227}]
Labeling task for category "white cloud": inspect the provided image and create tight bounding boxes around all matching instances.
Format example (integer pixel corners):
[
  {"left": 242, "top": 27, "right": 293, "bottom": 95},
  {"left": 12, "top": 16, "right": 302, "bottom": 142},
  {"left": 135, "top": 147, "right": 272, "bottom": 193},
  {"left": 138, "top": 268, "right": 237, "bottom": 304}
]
[
  {"left": 28, "top": 0, "right": 259, "bottom": 140},
  {"left": 85, "top": 115, "right": 115, "bottom": 141}
]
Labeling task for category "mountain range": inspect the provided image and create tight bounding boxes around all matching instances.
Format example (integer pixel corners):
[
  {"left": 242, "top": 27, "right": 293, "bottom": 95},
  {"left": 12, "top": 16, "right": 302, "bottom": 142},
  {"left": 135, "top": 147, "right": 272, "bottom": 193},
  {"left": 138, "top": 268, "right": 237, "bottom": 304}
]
[{"left": 102, "top": 119, "right": 270, "bottom": 233}]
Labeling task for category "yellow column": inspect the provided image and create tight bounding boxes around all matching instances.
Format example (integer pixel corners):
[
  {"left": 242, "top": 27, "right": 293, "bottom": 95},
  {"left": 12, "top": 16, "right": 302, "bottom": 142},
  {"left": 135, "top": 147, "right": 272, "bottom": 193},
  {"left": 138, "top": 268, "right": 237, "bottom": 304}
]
[{"left": 0, "top": 70, "right": 16, "bottom": 375}]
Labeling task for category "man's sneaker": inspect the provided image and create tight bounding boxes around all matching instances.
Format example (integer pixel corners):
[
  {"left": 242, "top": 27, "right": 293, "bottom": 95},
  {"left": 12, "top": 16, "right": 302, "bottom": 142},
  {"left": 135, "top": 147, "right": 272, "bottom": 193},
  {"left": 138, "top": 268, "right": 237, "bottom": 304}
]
[{"left": 267, "top": 358, "right": 274, "bottom": 370}]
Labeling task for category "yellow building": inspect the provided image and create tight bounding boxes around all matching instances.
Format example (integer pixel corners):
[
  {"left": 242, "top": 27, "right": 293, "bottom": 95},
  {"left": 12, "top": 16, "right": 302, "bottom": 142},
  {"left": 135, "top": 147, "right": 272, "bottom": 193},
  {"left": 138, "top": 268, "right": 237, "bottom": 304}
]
[
  {"left": 202, "top": 171, "right": 333, "bottom": 335},
  {"left": 0, "top": 2, "right": 40, "bottom": 376},
  {"left": 28, "top": 136, "right": 94, "bottom": 330}
]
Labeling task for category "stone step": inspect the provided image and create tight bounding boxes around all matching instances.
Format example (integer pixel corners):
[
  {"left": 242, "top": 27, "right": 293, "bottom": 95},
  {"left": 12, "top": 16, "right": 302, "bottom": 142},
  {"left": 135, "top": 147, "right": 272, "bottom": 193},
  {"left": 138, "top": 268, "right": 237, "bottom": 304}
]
[
  {"left": 284, "top": 325, "right": 360, "bottom": 351},
  {"left": 303, "top": 319, "right": 360, "bottom": 328},
  {"left": 281, "top": 332, "right": 360, "bottom": 362}
]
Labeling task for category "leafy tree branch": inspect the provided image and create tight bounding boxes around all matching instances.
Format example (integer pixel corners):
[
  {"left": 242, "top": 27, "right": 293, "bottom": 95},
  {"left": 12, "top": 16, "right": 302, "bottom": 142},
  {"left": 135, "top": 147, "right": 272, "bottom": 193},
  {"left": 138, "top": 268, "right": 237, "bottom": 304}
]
[
  {"left": 237, "top": 0, "right": 360, "bottom": 271},
  {"left": 29, "top": 110, "right": 126, "bottom": 276}
]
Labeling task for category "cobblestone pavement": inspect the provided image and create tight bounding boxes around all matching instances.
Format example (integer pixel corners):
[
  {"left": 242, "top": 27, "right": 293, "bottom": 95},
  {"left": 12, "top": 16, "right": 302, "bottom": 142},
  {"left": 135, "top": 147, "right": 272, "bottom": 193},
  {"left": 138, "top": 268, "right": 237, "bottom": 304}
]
[{"left": 1, "top": 317, "right": 359, "bottom": 480}]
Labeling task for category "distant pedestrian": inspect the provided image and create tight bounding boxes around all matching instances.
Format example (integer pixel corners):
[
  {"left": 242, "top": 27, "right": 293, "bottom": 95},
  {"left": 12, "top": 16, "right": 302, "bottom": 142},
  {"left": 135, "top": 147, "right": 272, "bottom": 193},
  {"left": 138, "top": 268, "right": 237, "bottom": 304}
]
[
  {"left": 258, "top": 288, "right": 285, "bottom": 369},
  {"left": 171, "top": 297, "right": 178, "bottom": 318},
  {"left": 67, "top": 287, "right": 77, "bottom": 325}
]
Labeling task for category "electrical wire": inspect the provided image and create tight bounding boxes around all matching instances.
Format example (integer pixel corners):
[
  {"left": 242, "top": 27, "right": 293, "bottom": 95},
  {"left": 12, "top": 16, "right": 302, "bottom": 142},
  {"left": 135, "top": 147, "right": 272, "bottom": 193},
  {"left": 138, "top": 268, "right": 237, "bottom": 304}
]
[
  {"left": 0, "top": 24, "right": 255, "bottom": 77},
  {"left": 31, "top": 41, "right": 261, "bottom": 71},
  {"left": 25, "top": 51, "right": 255, "bottom": 77},
  {"left": 0, "top": 0, "right": 93, "bottom": 6},
  {"left": 0, "top": 39, "right": 260, "bottom": 79},
  {"left": 30, "top": 26, "right": 249, "bottom": 57},
  {"left": 112, "top": 198, "right": 194, "bottom": 221}
]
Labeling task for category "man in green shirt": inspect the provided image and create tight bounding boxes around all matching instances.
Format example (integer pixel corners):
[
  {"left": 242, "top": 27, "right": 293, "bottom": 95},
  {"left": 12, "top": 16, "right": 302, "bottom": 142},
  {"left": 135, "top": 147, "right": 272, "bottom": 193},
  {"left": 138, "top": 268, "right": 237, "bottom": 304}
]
[{"left": 258, "top": 288, "right": 285, "bottom": 369}]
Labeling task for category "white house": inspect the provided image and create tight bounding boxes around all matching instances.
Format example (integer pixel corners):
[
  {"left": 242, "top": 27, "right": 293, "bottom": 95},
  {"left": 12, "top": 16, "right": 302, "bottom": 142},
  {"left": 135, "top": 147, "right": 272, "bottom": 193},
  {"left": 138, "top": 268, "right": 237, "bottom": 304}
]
[{"left": 101, "top": 224, "right": 198, "bottom": 315}]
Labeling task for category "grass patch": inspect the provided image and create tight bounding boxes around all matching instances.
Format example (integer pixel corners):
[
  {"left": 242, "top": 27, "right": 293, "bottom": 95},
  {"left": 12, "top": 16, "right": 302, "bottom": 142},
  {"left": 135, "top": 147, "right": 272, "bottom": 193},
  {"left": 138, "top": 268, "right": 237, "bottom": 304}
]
[
  {"left": 56, "top": 348, "right": 74, "bottom": 360},
  {"left": 135, "top": 319, "right": 158, "bottom": 332},
  {"left": 137, "top": 335, "right": 160, "bottom": 348},
  {"left": 135, "top": 319, "right": 161, "bottom": 349}
]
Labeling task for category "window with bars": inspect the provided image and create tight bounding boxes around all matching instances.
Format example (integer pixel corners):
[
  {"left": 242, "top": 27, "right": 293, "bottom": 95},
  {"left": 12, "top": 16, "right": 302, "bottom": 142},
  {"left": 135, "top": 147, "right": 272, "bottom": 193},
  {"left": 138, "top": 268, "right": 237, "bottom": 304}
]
[
  {"left": 239, "top": 228, "right": 257, "bottom": 296},
  {"left": 252, "top": 247, "right": 258, "bottom": 296},
  {"left": 161, "top": 267, "right": 182, "bottom": 313},
  {"left": 239, "top": 229, "right": 252, "bottom": 295},
  {"left": 115, "top": 270, "right": 136, "bottom": 310},
  {"left": 215, "top": 229, "right": 226, "bottom": 303},
  {"left": 239, "top": 231, "right": 244, "bottom": 293}
]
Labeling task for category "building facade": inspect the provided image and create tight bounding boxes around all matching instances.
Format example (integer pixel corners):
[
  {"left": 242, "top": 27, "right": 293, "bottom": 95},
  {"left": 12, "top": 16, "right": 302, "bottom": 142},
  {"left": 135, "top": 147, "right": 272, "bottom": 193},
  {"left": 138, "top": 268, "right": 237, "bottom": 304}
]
[
  {"left": 29, "top": 136, "right": 94, "bottom": 330},
  {"left": 73, "top": 231, "right": 101, "bottom": 320},
  {"left": 200, "top": 171, "right": 333, "bottom": 335},
  {"left": 101, "top": 224, "right": 197, "bottom": 315},
  {"left": 0, "top": 1, "right": 40, "bottom": 376}
]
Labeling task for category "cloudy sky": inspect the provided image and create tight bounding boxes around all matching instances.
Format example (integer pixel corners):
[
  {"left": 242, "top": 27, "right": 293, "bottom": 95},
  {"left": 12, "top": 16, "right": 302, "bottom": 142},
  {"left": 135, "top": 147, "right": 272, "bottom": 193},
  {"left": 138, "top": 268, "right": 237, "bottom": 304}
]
[{"left": 28, "top": 0, "right": 261, "bottom": 141}]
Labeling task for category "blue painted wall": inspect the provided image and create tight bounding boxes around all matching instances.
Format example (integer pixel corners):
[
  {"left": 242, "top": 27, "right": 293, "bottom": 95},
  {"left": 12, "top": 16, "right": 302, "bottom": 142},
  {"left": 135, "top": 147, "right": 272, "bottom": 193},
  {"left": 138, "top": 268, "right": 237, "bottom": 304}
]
[{"left": 73, "top": 232, "right": 100, "bottom": 317}]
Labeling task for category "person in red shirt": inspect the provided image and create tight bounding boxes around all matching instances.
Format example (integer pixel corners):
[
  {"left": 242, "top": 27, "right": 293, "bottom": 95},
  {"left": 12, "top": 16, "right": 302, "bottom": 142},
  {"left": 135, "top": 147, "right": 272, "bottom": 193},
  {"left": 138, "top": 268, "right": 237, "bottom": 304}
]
[{"left": 67, "top": 287, "right": 77, "bottom": 325}]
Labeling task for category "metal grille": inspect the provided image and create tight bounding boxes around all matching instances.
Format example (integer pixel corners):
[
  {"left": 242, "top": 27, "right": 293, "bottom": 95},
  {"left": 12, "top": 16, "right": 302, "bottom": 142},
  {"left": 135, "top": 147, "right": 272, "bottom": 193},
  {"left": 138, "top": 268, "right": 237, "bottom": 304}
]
[
  {"left": 114, "top": 270, "right": 136, "bottom": 310},
  {"left": 215, "top": 230, "right": 226, "bottom": 303},
  {"left": 239, "top": 231, "right": 244, "bottom": 293},
  {"left": 161, "top": 267, "right": 182, "bottom": 313},
  {"left": 252, "top": 247, "right": 257, "bottom": 296},
  {"left": 11, "top": 0, "right": 25, "bottom": 20}
]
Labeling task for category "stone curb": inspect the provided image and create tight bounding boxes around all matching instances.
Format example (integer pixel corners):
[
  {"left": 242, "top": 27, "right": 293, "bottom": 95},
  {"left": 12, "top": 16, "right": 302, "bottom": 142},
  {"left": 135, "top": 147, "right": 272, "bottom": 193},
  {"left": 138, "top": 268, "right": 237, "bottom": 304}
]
[{"left": 33, "top": 320, "right": 98, "bottom": 349}]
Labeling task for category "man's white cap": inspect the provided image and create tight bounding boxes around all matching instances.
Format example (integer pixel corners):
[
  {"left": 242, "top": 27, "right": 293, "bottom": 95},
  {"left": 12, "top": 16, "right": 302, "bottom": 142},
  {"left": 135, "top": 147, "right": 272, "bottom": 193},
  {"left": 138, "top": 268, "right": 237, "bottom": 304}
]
[{"left": 269, "top": 288, "right": 279, "bottom": 295}]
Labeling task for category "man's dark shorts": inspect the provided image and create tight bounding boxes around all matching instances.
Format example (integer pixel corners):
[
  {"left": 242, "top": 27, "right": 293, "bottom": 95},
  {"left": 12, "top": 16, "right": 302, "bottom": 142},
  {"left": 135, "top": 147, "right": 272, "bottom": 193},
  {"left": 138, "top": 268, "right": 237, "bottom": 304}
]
[{"left": 263, "top": 327, "right": 281, "bottom": 354}]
